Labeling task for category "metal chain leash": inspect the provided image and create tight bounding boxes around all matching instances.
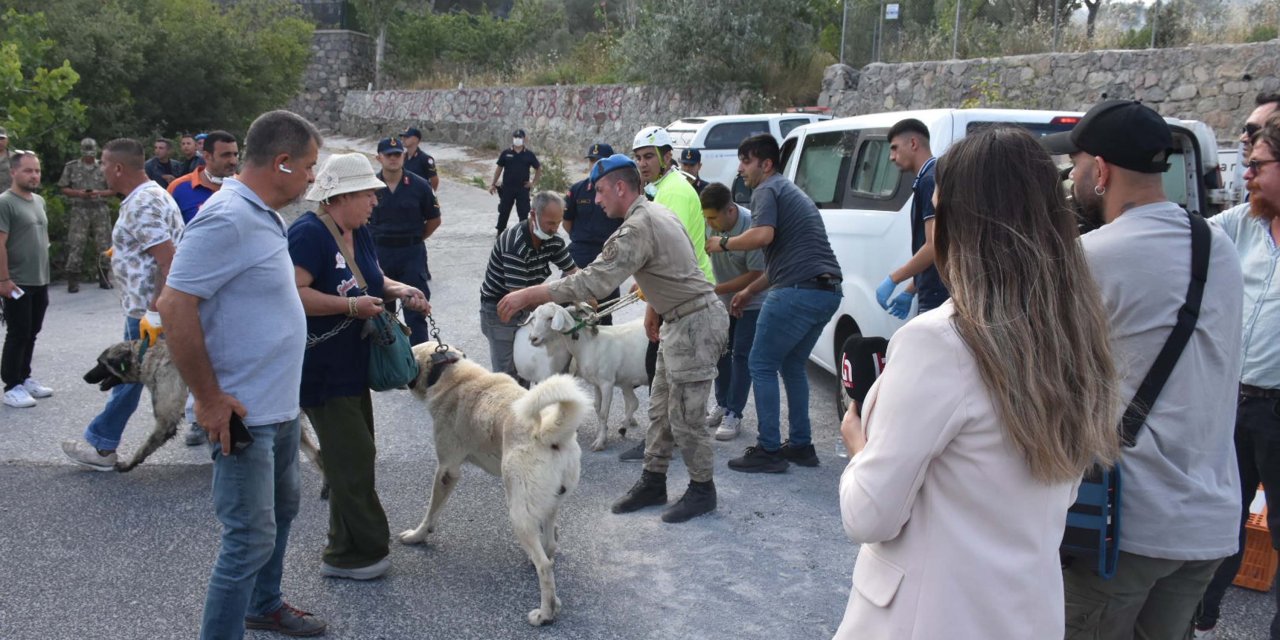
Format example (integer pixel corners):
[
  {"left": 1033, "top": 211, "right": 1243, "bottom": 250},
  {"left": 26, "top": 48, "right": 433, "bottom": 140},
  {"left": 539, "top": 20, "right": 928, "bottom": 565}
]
[
  {"left": 306, "top": 316, "right": 355, "bottom": 349},
  {"left": 426, "top": 313, "right": 449, "bottom": 353}
]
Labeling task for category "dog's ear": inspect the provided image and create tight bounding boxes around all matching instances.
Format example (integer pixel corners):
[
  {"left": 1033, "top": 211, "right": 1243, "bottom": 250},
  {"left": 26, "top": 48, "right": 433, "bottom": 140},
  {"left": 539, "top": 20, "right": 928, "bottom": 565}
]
[{"left": 101, "top": 343, "right": 137, "bottom": 381}]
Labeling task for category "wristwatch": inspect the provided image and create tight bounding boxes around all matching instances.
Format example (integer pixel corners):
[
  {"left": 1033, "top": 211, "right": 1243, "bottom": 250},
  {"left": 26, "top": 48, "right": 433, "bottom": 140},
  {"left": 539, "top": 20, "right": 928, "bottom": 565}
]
[{"left": 719, "top": 234, "right": 730, "bottom": 251}]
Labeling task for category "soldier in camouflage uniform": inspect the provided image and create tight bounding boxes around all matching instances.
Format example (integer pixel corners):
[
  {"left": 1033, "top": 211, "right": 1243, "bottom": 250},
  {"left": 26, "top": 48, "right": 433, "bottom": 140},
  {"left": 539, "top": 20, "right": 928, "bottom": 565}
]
[
  {"left": 58, "top": 138, "right": 114, "bottom": 292},
  {"left": 498, "top": 154, "right": 728, "bottom": 524},
  {"left": 0, "top": 127, "right": 11, "bottom": 193}
]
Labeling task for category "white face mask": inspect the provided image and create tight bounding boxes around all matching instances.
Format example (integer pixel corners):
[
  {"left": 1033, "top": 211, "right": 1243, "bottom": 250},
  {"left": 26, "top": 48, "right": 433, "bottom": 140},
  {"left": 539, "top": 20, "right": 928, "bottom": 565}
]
[
  {"left": 531, "top": 214, "right": 553, "bottom": 241},
  {"left": 204, "top": 170, "right": 224, "bottom": 185},
  {"left": 513, "top": 138, "right": 524, "bottom": 147},
  {"left": 643, "top": 183, "right": 657, "bottom": 199}
]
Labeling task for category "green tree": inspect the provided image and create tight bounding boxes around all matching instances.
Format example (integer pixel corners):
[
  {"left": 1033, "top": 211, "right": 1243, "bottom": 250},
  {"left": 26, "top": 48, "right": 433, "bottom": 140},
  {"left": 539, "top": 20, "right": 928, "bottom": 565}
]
[{"left": 0, "top": 9, "right": 87, "bottom": 165}]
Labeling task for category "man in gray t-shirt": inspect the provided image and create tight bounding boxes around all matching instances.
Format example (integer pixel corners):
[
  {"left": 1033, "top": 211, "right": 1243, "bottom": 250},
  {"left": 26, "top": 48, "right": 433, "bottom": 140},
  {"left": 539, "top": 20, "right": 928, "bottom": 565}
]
[
  {"left": 158, "top": 111, "right": 328, "bottom": 639},
  {"left": 706, "top": 135, "right": 843, "bottom": 473}
]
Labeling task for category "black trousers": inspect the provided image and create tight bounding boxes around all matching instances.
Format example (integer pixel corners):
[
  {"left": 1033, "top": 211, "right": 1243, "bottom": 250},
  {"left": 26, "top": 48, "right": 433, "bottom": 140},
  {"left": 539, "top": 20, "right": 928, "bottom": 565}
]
[
  {"left": 496, "top": 187, "right": 530, "bottom": 231},
  {"left": 1197, "top": 394, "right": 1280, "bottom": 638},
  {"left": 1, "top": 285, "right": 49, "bottom": 390}
]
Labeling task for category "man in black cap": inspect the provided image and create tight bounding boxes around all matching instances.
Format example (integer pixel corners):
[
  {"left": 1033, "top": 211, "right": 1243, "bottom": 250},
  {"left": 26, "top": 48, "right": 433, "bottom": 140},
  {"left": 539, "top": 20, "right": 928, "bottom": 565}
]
[
  {"left": 489, "top": 128, "right": 541, "bottom": 233},
  {"left": 371, "top": 136, "right": 441, "bottom": 345},
  {"left": 678, "top": 148, "right": 709, "bottom": 194},
  {"left": 1043, "top": 100, "right": 1245, "bottom": 640},
  {"left": 563, "top": 142, "right": 622, "bottom": 324},
  {"left": 400, "top": 126, "right": 439, "bottom": 191}
]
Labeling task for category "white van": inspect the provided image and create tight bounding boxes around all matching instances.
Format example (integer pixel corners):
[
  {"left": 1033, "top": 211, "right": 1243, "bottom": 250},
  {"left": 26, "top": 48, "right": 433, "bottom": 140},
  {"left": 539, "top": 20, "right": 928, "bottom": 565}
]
[
  {"left": 779, "top": 108, "right": 1224, "bottom": 415},
  {"left": 667, "top": 112, "right": 831, "bottom": 188}
]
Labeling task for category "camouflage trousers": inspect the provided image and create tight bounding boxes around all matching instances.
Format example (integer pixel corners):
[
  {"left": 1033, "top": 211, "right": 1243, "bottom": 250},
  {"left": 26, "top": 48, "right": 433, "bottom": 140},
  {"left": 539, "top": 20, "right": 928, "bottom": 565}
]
[
  {"left": 64, "top": 207, "right": 111, "bottom": 277},
  {"left": 642, "top": 301, "right": 729, "bottom": 483}
]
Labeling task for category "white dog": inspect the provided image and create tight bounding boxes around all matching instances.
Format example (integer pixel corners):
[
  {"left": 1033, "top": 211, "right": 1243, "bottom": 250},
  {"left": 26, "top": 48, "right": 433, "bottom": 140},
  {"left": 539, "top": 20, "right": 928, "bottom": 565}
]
[
  {"left": 525, "top": 303, "right": 649, "bottom": 452},
  {"left": 399, "top": 342, "right": 591, "bottom": 626}
]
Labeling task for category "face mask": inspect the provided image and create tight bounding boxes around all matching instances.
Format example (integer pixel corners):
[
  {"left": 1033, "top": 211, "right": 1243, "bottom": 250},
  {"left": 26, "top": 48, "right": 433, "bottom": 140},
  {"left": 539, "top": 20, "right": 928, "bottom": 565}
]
[
  {"left": 203, "top": 170, "right": 224, "bottom": 185},
  {"left": 643, "top": 183, "right": 657, "bottom": 199},
  {"left": 531, "top": 214, "right": 553, "bottom": 241},
  {"left": 513, "top": 138, "right": 524, "bottom": 147}
]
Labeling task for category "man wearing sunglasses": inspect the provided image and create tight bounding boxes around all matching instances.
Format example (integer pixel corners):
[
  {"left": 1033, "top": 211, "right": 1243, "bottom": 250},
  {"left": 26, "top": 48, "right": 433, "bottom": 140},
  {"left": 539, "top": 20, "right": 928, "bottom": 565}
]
[
  {"left": 1240, "top": 93, "right": 1279, "bottom": 162},
  {"left": 1195, "top": 111, "right": 1280, "bottom": 640}
]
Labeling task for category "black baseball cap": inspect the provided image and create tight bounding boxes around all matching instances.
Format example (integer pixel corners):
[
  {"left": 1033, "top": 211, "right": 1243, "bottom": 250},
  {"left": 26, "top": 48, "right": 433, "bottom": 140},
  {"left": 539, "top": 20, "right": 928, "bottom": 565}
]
[
  {"left": 402, "top": 127, "right": 422, "bottom": 139},
  {"left": 377, "top": 137, "right": 405, "bottom": 155},
  {"left": 512, "top": 129, "right": 527, "bottom": 138},
  {"left": 680, "top": 148, "right": 701, "bottom": 165},
  {"left": 586, "top": 142, "right": 614, "bottom": 160},
  {"left": 1041, "top": 100, "right": 1173, "bottom": 174}
]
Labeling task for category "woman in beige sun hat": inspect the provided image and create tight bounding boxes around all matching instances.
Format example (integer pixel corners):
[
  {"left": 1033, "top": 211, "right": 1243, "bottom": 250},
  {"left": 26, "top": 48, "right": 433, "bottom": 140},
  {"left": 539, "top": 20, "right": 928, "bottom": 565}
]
[{"left": 286, "top": 152, "right": 429, "bottom": 581}]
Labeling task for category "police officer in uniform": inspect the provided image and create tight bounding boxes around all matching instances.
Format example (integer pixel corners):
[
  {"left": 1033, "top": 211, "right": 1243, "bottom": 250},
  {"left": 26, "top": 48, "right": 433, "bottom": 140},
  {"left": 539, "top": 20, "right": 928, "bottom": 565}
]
[
  {"left": 563, "top": 142, "right": 622, "bottom": 324},
  {"left": 679, "top": 148, "right": 709, "bottom": 194},
  {"left": 57, "top": 138, "right": 114, "bottom": 292},
  {"left": 489, "top": 128, "right": 541, "bottom": 233},
  {"left": 371, "top": 137, "right": 441, "bottom": 345},
  {"left": 400, "top": 127, "right": 439, "bottom": 191},
  {"left": 498, "top": 155, "right": 729, "bottom": 525}
]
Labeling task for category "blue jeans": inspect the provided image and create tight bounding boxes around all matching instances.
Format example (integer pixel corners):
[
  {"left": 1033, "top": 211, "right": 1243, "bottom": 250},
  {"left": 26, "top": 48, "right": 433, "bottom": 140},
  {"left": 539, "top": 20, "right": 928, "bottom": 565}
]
[
  {"left": 749, "top": 287, "right": 841, "bottom": 451},
  {"left": 84, "top": 317, "right": 143, "bottom": 451},
  {"left": 200, "top": 417, "right": 302, "bottom": 640},
  {"left": 714, "top": 309, "right": 760, "bottom": 418}
]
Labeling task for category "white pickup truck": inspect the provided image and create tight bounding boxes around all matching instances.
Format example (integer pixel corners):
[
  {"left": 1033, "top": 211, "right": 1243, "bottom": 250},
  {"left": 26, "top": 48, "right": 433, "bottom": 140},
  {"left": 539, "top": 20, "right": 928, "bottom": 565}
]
[
  {"left": 667, "top": 112, "right": 831, "bottom": 189},
  {"left": 778, "top": 108, "right": 1226, "bottom": 417}
]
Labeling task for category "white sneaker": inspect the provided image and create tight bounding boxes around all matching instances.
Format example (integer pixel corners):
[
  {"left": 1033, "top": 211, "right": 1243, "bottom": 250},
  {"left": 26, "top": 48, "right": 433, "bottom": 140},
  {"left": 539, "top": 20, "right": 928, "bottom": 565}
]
[
  {"left": 183, "top": 423, "right": 207, "bottom": 446},
  {"left": 321, "top": 556, "right": 390, "bottom": 580},
  {"left": 3, "top": 386, "right": 37, "bottom": 408},
  {"left": 705, "top": 405, "right": 726, "bottom": 428},
  {"left": 21, "top": 377, "right": 53, "bottom": 398},
  {"left": 61, "top": 439, "right": 118, "bottom": 471},
  {"left": 715, "top": 414, "right": 742, "bottom": 441},
  {"left": 1193, "top": 627, "right": 1217, "bottom": 640}
]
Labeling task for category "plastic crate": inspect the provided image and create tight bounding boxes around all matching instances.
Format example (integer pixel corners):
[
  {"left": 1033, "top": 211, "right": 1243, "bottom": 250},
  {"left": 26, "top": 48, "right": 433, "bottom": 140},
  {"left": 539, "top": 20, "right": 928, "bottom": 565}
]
[{"left": 1233, "top": 504, "right": 1277, "bottom": 592}]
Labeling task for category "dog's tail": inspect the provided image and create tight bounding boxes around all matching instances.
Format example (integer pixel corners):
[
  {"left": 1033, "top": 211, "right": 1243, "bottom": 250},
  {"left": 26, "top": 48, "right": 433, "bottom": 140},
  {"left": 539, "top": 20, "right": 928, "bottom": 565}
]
[{"left": 513, "top": 374, "right": 591, "bottom": 444}]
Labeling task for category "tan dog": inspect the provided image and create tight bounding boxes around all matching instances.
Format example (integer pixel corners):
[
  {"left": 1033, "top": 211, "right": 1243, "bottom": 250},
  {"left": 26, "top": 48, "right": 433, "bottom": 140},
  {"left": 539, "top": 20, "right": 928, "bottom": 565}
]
[{"left": 398, "top": 341, "right": 590, "bottom": 626}]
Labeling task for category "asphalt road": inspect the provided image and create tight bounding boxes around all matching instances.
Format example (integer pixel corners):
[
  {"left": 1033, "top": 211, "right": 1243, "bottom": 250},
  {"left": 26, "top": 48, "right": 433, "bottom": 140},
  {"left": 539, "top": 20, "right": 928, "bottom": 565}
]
[{"left": 0, "top": 138, "right": 1272, "bottom": 639}]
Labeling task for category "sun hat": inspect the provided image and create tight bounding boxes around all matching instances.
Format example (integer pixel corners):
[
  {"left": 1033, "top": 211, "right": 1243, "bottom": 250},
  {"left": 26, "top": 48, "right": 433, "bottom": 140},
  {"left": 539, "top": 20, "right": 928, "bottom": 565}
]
[{"left": 305, "top": 153, "right": 386, "bottom": 202}]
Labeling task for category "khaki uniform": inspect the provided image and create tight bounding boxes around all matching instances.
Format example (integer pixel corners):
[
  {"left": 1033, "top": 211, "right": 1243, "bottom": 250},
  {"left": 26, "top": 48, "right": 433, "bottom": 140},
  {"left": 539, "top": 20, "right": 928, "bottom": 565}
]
[
  {"left": 549, "top": 195, "right": 728, "bottom": 482},
  {"left": 57, "top": 158, "right": 111, "bottom": 277}
]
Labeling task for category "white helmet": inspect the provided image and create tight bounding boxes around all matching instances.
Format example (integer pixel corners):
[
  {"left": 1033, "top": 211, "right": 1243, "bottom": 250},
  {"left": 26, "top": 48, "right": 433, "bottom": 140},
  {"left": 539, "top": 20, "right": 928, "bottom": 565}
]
[{"left": 632, "top": 126, "right": 673, "bottom": 151}]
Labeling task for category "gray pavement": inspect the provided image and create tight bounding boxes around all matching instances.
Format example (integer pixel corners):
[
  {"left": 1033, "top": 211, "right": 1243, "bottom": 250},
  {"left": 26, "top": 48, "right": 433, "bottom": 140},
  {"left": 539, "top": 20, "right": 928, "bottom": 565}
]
[{"left": 0, "top": 139, "right": 1273, "bottom": 639}]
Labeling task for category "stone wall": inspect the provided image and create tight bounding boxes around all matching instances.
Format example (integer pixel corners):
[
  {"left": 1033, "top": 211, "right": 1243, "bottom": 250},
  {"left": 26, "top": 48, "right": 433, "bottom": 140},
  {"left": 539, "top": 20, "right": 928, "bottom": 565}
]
[
  {"left": 338, "top": 84, "right": 761, "bottom": 158},
  {"left": 820, "top": 42, "right": 1280, "bottom": 141},
  {"left": 288, "top": 30, "right": 374, "bottom": 131}
]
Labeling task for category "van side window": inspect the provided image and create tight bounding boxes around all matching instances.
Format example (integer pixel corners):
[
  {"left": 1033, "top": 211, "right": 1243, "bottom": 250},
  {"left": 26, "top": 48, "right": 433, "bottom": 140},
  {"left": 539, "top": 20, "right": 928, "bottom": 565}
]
[
  {"left": 778, "top": 118, "right": 811, "bottom": 139},
  {"left": 794, "top": 131, "right": 855, "bottom": 208},
  {"left": 704, "top": 121, "right": 770, "bottom": 150},
  {"left": 850, "top": 139, "right": 899, "bottom": 197}
]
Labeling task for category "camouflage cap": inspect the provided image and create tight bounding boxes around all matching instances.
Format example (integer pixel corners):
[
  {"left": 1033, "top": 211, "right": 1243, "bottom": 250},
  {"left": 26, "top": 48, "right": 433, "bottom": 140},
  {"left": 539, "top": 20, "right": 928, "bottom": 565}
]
[
  {"left": 80, "top": 137, "right": 98, "bottom": 155},
  {"left": 0, "top": 126, "right": 7, "bottom": 138}
]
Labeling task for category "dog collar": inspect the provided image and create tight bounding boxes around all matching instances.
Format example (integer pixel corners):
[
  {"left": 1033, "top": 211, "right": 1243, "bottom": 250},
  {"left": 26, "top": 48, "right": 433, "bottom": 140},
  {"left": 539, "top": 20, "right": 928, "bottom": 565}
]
[{"left": 423, "top": 351, "right": 461, "bottom": 388}]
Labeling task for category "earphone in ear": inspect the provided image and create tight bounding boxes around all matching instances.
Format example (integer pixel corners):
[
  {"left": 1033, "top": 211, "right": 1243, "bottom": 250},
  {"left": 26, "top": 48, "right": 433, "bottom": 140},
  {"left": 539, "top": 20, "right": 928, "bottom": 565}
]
[{"left": 278, "top": 163, "right": 293, "bottom": 174}]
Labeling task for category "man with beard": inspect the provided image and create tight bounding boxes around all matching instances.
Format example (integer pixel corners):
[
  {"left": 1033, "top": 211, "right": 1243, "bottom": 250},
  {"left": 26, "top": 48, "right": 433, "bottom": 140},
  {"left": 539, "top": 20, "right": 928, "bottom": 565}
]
[
  {"left": 168, "top": 131, "right": 239, "bottom": 224},
  {"left": 1194, "top": 112, "right": 1280, "bottom": 640},
  {"left": 1045, "top": 100, "right": 1244, "bottom": 640}
]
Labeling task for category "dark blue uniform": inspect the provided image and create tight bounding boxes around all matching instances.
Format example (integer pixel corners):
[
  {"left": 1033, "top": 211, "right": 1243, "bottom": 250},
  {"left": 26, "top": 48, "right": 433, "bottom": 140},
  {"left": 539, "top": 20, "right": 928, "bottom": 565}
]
[
  {"left": 564, "top": 177, "right": 622, "bottom": 323},
  {"left": 372, "top": 170, "right": 441, "bottom": 345},
  {"left": 403, "top": 149, "right": 437, "bottom": 183},
  {"left": 910, "top": 157, "right": 949, "bottom": 312},
  {"left": 495, "top": 147, "right": 540, "bottom": 231}
]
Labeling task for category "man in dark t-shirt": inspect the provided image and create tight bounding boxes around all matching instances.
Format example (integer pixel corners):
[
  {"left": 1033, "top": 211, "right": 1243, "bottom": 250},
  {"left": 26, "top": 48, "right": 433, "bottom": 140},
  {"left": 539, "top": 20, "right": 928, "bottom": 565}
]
[
  {"left": 877, "top": 118, "right": 949, "bottom": 319},
  {"left": 488, "top": 128, "right": 541, "bottom": 233}
]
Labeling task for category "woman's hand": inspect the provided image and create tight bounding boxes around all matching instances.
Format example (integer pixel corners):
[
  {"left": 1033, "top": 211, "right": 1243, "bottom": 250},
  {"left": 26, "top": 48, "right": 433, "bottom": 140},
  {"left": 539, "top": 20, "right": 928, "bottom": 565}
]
[
  {"left": 840, "top": 401, "right": 867, "bottom": 458},
  {"left": 353, "top": 295, "right": 384, "bottom": 319},
  {"left": 398, "top": 287, "right": 431, "bottom": 314}
]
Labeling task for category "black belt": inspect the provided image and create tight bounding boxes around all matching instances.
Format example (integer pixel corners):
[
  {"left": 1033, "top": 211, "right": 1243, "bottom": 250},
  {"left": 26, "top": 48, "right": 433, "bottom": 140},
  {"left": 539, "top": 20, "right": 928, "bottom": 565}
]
[
  {"left": 1240, "top": 384, "right": 1280, "bottom": 399},
  {"left": 790, "top": 274, "right": 842, "bottom": 292},
  {"left": 375, "top": 235, "right": 422, "bottom": 248}
]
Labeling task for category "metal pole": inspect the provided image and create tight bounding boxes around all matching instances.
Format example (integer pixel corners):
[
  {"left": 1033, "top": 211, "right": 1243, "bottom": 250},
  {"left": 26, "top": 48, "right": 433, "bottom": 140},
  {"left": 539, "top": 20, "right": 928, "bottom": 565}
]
[
  {"left": 877, "top": 0, "right": 886, "bottom": 62},
  {"left": 1052, "top": 0, "right": 1061, "bottom": 51},
  {"left": 952, "top": 0, "right": 962, "bottom": 59},
  {"left": 840, "top": 0, "right": 848, "bottom": 65},
  {"left": 1149, "top": 0, "right": 1159, "bottom": 48}
]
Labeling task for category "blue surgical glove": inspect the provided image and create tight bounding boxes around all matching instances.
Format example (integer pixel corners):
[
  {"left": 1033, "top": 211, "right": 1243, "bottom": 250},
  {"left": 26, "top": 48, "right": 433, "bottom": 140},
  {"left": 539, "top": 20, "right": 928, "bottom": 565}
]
[
  {"left": 888, "top": 290, "right": 915, "bottom": 320},
  {"left": 876, "top": 276, "right": 898, "bottom": 309}
]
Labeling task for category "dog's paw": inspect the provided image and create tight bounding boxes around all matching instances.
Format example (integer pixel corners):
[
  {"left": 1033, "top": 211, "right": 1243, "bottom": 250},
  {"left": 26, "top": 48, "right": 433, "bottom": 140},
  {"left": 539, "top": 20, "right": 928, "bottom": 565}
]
[
  {"left": 526, "top": 604, "right": 558, "bottom": 627},
  {"left": 590, "top": 437, "right": 606, "bottom": 452},
  {"left": 397, "top": 529, "right": 427, "bottom": 545}
]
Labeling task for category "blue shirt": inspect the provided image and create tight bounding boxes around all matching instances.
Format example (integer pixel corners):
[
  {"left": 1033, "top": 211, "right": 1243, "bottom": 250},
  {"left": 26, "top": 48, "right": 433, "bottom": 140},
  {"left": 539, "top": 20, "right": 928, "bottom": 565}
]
[
  {"left": 564, "top": 177, "right": 622, "bottom": 267},
  {"left": 166, "top": 178, "right": 306, "bottom": 426},
  {"left": 288, "top": 212, "right": 386, "bottom": 408},
  {"left": 497, "top": 148, "right": 540, "bottom": 190},
  {"left": 749, "top": 173, "right": 842, "bottom": 289},
  {"left": 372, "top": 171, "right": 440, "bottom": 239},
  {"left": 167, "top": 171, "right": 217, "bottom": 223},
  {"left": 1211, "top": 202, "right": 1280, "bottom": 388},
  {"left": 910, "top": 157, "right": 949, "bottom": 308}
]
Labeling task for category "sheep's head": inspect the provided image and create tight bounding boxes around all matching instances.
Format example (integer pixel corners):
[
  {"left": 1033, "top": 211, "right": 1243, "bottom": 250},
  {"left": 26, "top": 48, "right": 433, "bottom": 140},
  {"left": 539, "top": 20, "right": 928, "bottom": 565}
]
[{"left": 526, "top": 303, "right": 576, "bottom": 347}]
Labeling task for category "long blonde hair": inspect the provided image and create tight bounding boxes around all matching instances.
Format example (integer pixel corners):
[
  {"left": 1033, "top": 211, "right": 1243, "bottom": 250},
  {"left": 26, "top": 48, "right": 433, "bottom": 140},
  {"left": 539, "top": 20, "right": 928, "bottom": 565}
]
[{"left": 933, "top": 126, "right": 1120, "bottom": 483}]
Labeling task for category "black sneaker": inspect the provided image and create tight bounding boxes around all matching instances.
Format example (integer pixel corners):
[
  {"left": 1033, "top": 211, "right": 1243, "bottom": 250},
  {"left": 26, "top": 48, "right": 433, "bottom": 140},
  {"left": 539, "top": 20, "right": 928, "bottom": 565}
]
[
  {"left": 244, "top": 602, "right": 327, "bottom": 637},
  {"left": 618, "top": 440, "right": 646, "bottom": 462},
  {"left": 727, "top": 446, "right": 789, "bottom": 474},
  {"left": 780, "top": 440, "right": 820, "bottom": 467}
]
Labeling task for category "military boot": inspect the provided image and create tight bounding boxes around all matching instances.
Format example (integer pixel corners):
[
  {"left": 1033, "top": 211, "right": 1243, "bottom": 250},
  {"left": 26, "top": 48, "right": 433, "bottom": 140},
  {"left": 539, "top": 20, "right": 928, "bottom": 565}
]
[
  {"left": 67, "top": 278, "right": 79, "bottom": 294},
  {"left": 661, "top": 480, "right": 717, "bottom": 523},
  {"left": 611, "top": 470, "right": 667, "bottom": 514}
]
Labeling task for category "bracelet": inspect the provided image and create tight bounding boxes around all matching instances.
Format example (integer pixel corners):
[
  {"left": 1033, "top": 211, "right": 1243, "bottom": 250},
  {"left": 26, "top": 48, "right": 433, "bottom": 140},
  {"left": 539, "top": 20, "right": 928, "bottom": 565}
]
[
  {"left": 346, "top": 296, "right": 358, "bottom": 317},
  {"left": 719, "top": 234, "right": 731, "bottom": 251}
]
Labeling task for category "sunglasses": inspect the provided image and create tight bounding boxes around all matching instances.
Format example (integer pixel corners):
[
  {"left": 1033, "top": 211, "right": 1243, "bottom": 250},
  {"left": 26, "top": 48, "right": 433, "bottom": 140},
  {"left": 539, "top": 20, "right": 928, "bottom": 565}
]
[
  {"left": 1246, "top": 159, "right": 1277, "bottom": 174},
  {"left": 1243, "top": 123, "right": 1262, "bottom": 139}
]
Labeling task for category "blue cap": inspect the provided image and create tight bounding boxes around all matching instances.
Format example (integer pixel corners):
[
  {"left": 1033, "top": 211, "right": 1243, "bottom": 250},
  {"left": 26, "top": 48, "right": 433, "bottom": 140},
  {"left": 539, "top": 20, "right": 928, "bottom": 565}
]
[
  {"left": 402, "top": 127, "right": 422, "bottom": 139},
  {"left": 377, "top": 137, "right": 405, "bottom": 155},
  {"left": 194, "top": 133, "right": 208, "bottom": 141},
  {"left": 586, "top": 142, "right": 614, "bottom": 160},
  {"left": 679, "top": 148, "right": 701, "bottom": 164},
  {"left": 589, "top": 154, "right": 637, "bottom": 183}
]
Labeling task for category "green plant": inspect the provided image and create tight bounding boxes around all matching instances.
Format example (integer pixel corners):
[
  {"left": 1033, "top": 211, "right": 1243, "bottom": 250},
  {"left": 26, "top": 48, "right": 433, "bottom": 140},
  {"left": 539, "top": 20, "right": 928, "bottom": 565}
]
[
  {"left": 468, "top": 175, "right": 490, "bottom": 190},
  {"left": 0, "top": 10, "right": 87, "bottom": 167},
  {"left": 537, "top": 154, "right": 572, "bottom": 194}
]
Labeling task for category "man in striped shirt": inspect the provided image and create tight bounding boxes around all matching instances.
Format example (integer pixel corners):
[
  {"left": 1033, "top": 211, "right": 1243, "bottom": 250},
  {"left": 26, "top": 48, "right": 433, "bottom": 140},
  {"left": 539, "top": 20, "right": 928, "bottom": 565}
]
[{"left": 480, "top": 190, "right": 577, "bottom": 380}]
